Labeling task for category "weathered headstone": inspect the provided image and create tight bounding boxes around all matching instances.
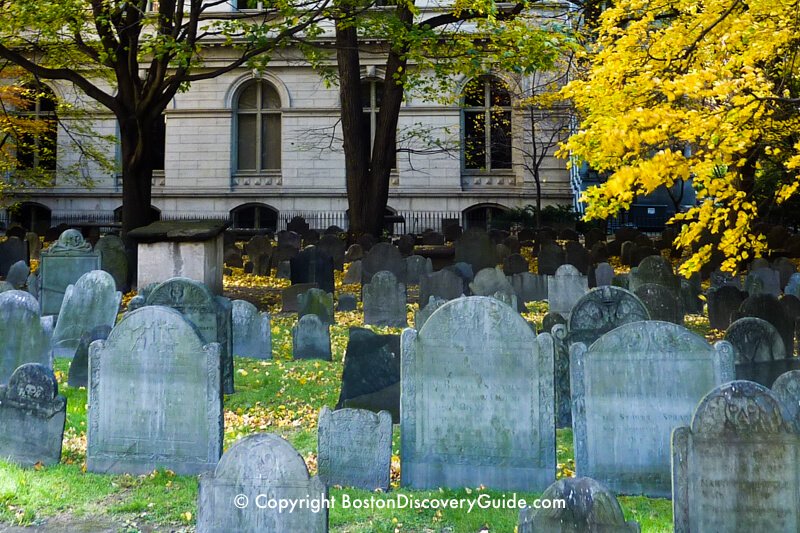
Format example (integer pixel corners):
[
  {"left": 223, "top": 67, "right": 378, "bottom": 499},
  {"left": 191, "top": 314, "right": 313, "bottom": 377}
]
[
  {"left": 5, "top": 260, "right": 29, "bottom": 288},
  {"left": 290, "top": 246, "right": 335, "bottom": 294},
  {"left": 281, "top": 282, "right": 318, "bottom": 313},
  {"left": 571, "top": 321, "right": 735, "bottom": 497},
  {"left": 740, "top": 293, "right": 794, "bottom": 355},
  {"left": 727, "top": 317, "right": 799, "bottom": 386},
  {"left": 317, "top": 407, "right": 392, "bottom": 491},
  {"left": 25, "top": 232, "right": 41, "bottom": 261},
  {"left": 454, "top": 229, "right": 497, "bottom": 272},
  {"left": 39, "top": 229, "right": 100, "bottom": 316},
  {"left": 502, "top": 253, "right": 529, "bottom": 276},
  {"left": 396, "top": 234, "right": 415, "bottom": 256},
  {"left": 337, "top": 327, "right": 400, "bottom": 421},
  {"left": 67, "top": 325, "right": 112, "bottom": 388},
  {"left": 419, "top": 269, "right": 463, "bottom": 304},
  {"left": 773, "top": 257, "right": 797, "bottom": 289},
  {"left": 94, "top": 235, "right": 129, "bottom": 291},
  {"left": 197, "top": 434, "right": 327, "bottom": 533},
  {"left": 672, "top": 381, "right": 800, "bottom": 532},
  {"left": 287, "top": 216, "right": 310, "bottom": 236},
  {"left": 537, "top": 243, "right": 564, "bottom": 276},
  {"left": 568, "top": 286, "right": 650, "bottom": 346},
  {"left": 0, "top": 237, "right": 27, "bottom": 280},
  {"left": 401, "top": 296, "right": 555, "bottom": 490},
  {"left": 413, "top": 295, "right": 447, "bottom": 331},
  {"left": 542, "top": 311, "right": 566, "bottom": 334},
  {"left": 550, "top": 324, "right": 571, "bottom": 429},
  {"left": 547, "top": 264, "right": 588, "bottom": 316},
  {"left": 145, "top": 277, "right": 234, "bottom": 395},
  {"left": 594, "top": 262, "right": 614, "bottom": 287},
  {"left": 634, "top": 283, "right": 683, "bottom": 324},
  {"left": 231, "top": 300, "right": 271, "bottom": 359},
  {"left": 772, "top": 370, "right": 800, "bottom": 429},
  {"left": 343, "top": 243, "right": 363, "bottom": 262},
  {"left": 298, "top": 288, "right": 335, "bottom": 326},
  {"left": 87, "top": 306, "right": 222, "bottom": 475},
  {"left": 361, "top": 242, "right": 407, "bottom": 284},
  {"left": 245, "top": 235, "right": 274, "bottom": 276},
  {"left": 628, "top": 255, "right": 679, "bottom": 293},
  {"left": 0, "top": 363, "right": 66, "bottom": 466},
  {"left": 342, "top": 260, "right": 362, "bottom": 285},
  {"left": 745, "top": 267, "right": 781, "bottom": 297},
  {"left": 470, "top": 267, "right": 514, "bottom": 298},
  {"left": 509, "top": 272, "right": 548, "bottom": 304},
  {"left": 707, "top": 285, "right": 746, "bottom": 330},
  {"left": 404, "top": 255, "right": 432, "bottom": 284},
  {"left": 518, "top": 477, "right": 640, "bottom": 533},
  {"left": 785, "top": 272, "right": 800, "bottom": 298},
  {"left": 51, "top": 270, "right": 121, "bottom": 358},
  {"left": 363, "top": 271, "right": 407, "bottom": 327},
  {"left": 680, "top": 279, "right": 703, "bottom": 315},
  {"left": 277, "top": 229, "right": 302, "bottom": 250},
  {"left": 0, "top": 290, "right": 50, "bottom": 385},
  {"left": 317, "top": 234, "right": 346, "bottom": 271},
  {"left": 336, "top": 293, "right": 357, "bottom": 312},
  {"left": 564, "top": 241, "right": 591, "bottom": 275},
  {"left": 292, "top": 314, "right": 331, "bottom": 361}
]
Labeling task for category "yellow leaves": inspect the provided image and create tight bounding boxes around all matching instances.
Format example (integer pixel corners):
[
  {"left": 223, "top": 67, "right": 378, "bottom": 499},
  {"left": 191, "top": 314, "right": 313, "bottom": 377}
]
[{"left": 776, "top": 182, "right": 800, "bottom": 204}]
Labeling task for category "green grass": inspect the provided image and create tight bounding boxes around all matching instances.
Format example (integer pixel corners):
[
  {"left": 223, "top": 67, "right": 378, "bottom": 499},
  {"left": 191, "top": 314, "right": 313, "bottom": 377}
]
[{"left": 0, "top": 314, "right": 676, "bottom": 532}]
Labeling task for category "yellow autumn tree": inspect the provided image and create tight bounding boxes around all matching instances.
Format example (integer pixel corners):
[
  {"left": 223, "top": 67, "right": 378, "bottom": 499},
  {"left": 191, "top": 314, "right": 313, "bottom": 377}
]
[{"left": 560, "top": 0, "right": 800, "bottom": 275}]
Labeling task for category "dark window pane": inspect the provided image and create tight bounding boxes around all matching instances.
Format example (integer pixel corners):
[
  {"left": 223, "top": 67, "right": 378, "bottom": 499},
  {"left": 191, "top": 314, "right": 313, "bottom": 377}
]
[
  {"left": 463, "top": 78, "right": 485, "bottom": 107},
  {"left": 262, "top": 113, "right": 281, "bottom": 169},
  {"left": 490, "top": 78, "right": 511, "bottom": 106},
  {"left": 152, "top": 115, "right": 166, "bottom": 171},
  {"left": 360, "top": 81, "right": 372, "bottom": 110},
  {"left": 490, "top": 110, "right": 512, "bottom": 169},
  {"left": 464, "top": 110, "right": 486, "bottom": 169},
  {"left": 237, "top": 114, "right": 257, "bottom": 170},
  {"left": 238, "top": 84, "right": 258, "bottom": 109},
  {"left": 262, "top": 83, "right": 281, "bottom": 109},
  {"left": 374, "top": 81, "right": 384, "bottom": 108}
]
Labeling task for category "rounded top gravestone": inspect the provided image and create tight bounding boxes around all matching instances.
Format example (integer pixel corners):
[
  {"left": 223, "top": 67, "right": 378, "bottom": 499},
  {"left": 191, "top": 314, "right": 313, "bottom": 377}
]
[
  {"left": 772, "top": 370, "right": 800, "bottom": 430},
  {"left": 48, "top": 229, "right": 93, "bottom": 254},
  {"left": 568, "top": 286, "right": 650, "bottom": 346},
  {"left": 5, "top": 362, "right": 63, "bottom": 408},
  {"left": 0, "top": 290, "right": 49, "bottom": 385},
  {"left": 690, "top": 380, "right": 793, "bottom": 436},
  {"left": 724, "top": 317, "right": 786, "bottom": 364}
]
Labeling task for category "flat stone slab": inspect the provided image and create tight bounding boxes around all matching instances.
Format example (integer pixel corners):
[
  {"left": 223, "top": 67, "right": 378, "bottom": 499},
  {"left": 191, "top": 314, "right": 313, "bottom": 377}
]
[{"left": 128, "top": 220, "right": 229, "bottom": 243}]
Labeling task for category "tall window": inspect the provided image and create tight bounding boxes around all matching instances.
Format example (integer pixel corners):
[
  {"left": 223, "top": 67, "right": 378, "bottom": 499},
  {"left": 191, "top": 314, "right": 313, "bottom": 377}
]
[
  {"left": 16, "top": 84, "right": 57, "bottom": 171},
  {"left": 462, "top": 76, "right": 512, "bottom": 171},
  {"left": 360, "top": 79, "right": 396, "bottom": 169},
  {"left": 236, "top": 80, "right": 281, "bottom": 172}
]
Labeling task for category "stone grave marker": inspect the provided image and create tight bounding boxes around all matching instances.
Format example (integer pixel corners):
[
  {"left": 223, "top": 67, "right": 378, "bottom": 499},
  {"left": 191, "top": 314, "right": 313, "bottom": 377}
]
[
  {"left": 25, "top": 232, "right": 41, "bottom": 261},
  {"left": 94, "top": 235, "right": 129, "bottom": 291},
  {"left": 594, "top": 263, "right": 614, "bottom": 287},
  {"left": 317, "top": 234, "right": 346, "bottom": 271},
  {"left": 362, "top": 242, "right": 407, "bottom": 284},
  {"left": 568, "top": 286, "right": 650, "bottom": 346},
  {"left": 298, "top": 288, "right": 335, "bottom": 326},
  {"left": 469, "top": 267, "right": 514, "bottom": 298},
  {"left": 231, "top": 300, "right": 271, "bottom": 359},
  {"left": 414, "top": 295, "right": 447, "bottom": 331},
  {"left": 363, "top": 271, "right": 407, "bottom": 327},
  {"left": 39, "top": 229, "right": 100, "bottom": 316},
  {"left": 772, "top": 370, "right": 800, "bottom": 429},
  {"left": 401, "top": 296, "right": 555, "bottom": 490},
  {"left": 740, "top": 293, "right": 794, "bottom": 355},
  {"left": 197, "top": 434, "right": 327, "bottom": 533},
  {"left": 634, "top": 283, "right": 683, "bottom": 324},
  {"left": 87, "top": 306, "right": 222, "bottom": 475},
  {"left": 0, "top": 363, "right": 66, "bottom": 466},
  {"left": 537, "top": 243, "right": 564, "bottom": 276},
  {"left": 342, "top": 260, "right": 362, "bottom": 285},
  {"left": 542, "top": 311, "right": 566, "bottom": 334},
  {"left": 745, "top": 267, "right": 781, "bottom": 297},
  {"left": 281, "top": 282, "right": 318, "bottom": 313},
  {"left": 672, "top": 381, "right": 800, "bottom": 532},
  {"left": 454, "top": 229, "right": 497, "bottom": 272},
  {"left": 51, "top": 270, "right": 121, "bottom": 358},
  {"left": 405, "top": 255, "right": 432, "bottom": 284},
  {"left": 727, "top": 317, "right": 800, "bottom": 386},
  {"left": 67, "top": 325, "right": 112, "bottom": 388},
  {"left": 509, "top": 272, "right": 548, "bottom": 305},
  {"left": 0, "top": 290, "right": 51, "bottom": 385},
  {"left": 317, "top": 406, "right": 392, "bottom": 491},
  {"left": 337, "top": 327, "right": 400, "bottom": 421},
  {"left": 628, "top": 255, "right": 679, "bottom": 293},
  {"left": 344, "top": 243, "right": 363, "bottom": 262},
  {"left": 518, "top": 477, "right": 640, "bottom": 533},
  {"left": 774, "top": 257, "right": 797, "bottom": 289},
  {"left": 290, "top": 245, "right": 335, "bottom": 294},
  {"left": 396, "top": 234, "right": 415, "bottom": 256},
  {"left": 292, "top": 314, "right": 331, "bottom": 361},
  {"left": 547, "top": 264, "right": 588, "bottom": 316},
  {"left": 0, "top": 236, "right": 27, "bottom": 280},
  {"left": 244, "top": 235, "right": 273, "bottom": 276},
  {"left": 145, "top": 277, "right": 234, "bottom": 395},
  {"left": 277, "top": 230, "right": 302, "bottom": 250},
  {"left": 336, "top": 293, "right": 357, "bottom": 312},
  {"left": 785, "top": 272, "right": 800, "bottom": 298},
  {"left": 564, "top": 241, "right": 591, "bottom": 275},
  {"left": 707, "top": 285, "right": 746, "bottom": 330},
  {"left": 419, "top": 269, "right": 463, "bottom": 304},
  {"left": 5, "top": 260, "right": 28, "bottom": 288},
  {"left": 502, "top": 253, "right": 529, "bottom": 276},
  {"left": 571, "top": 321, "right": 735, "bottom": 497}
]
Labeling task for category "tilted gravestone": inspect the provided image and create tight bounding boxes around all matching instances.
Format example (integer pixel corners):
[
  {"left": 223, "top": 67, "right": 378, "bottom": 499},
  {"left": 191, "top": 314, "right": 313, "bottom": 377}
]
[
  {"left": 707, "top": 285, "right": 746, "bottom": 331},
  {"left": 401, "top": 296, "right": 555, "bottom": 490},
  {"left": 509, "top": 272, "right": 548, "bottom": 305},
  {"left": 414, "top": 295, "right": 447, "bottom": 331},
  {"left": 281, "top": 282, "right": 318, "bottom": 313},
  {"left": 361, "top": 242, "right": 407, "bottom": 284},
  {"left": 772, "top": 370, "right": 800, "bottom": 429},
  {"left": 634, "top": 283, "right": 683, "bottom": 324},
  {"left": 290, "top": 245, "right": 335, "bottom": 294},
  {"left": 145, "top": 278, "right": 234, "bottom": 395},
  {"left": 337, "top": 327, "right": 400, "bottom": 422},
  {"left": 0, "top": 236, "right": 27, "bottom": 280},
  {"left": 454, "top": 229, "right": 497, "bottom": 272},
  {"left": 567, "top": 286, "right": 650, "bottom": 346},
  {"left": 298, "top": 288, "right": 335, "bottom": 326},
  {"left": 292, "top": 314, "right": 331, "bottom": 361},
  {"left": 672, "top": 381, "right": 800, "bottom": 532},
  {"left": 518, "top": 477, "right": 640, "bottom": 533},
  {"left": 94, "top": 235, "right": 129, "bottom": 291},
  {"left": 0, "top": 290, "right": 51, "bottom": 385},
  {"left": 418, "top": 269, "right": 463, "bottom": 304},
  {"left": 727, "top": 317, "right": 800, "bottom": 386},
  {"left": 547, "top": 264, "right": 588, "bottom": 316},
  {"left": 363, "top": 271, "right": 407, "bottom": 327},
  {"left": 197, "top": 434, "right": 327, "bottom": 533},
  {"left": 51, "top": 270, "right": 121, "bottom": 359},
  {"left": 87, "top": 306, "right": 222, "bottom": 475},
  {"left": 231, "top": 300, "right": 271, "bottom": 359},
  {"left": 39, "top": 229, "right": 100, "bottom": 316},
  {"left": 317, "top": 406, "right": 392, "bottom": 491},
  {"left": 571, "top": 321, "right": 735, "bottom": 497},
  {"left": 67, "top": 325, "right": 112, "bottom": 388},
  {"left": 342, "top": 261, "right": 361, "bottom": 285},
  {"left": 0, "top": 363, "right": 66, "bottom": 466}
]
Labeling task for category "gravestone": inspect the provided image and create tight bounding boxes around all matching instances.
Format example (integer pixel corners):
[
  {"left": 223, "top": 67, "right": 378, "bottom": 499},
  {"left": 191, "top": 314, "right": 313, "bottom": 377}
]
[
  {"left": 773, "top": 257, "right": 797, "bottom": 289},
  {"left": 317, "top": 406, "right": 392, "bottom": 491},
  {"left": 495, "top": 243, "right": 511, "bottom": 263},
  {"left": 277, "top": 230, "right": 302, "bottom": 250},
  {"left": 276, "top": 260, "right": 291, "bottom": 279},
  {"left": 502, "top": 253, "right": 529, "bottom": 276},
  {"left": 337, "top": 327, "right": 400, "bottom": 421},
  {"left": 568, "top": 286, "right": 650, "bottom": 346},
  {"left": 680, "top": 279, "right": 703, "bottom": 315},
  {"left": 740, "top": 293, "right": 794, "bottom": 355},
  {"left": 454, "top": 229, "right": 497, "bottom": 272},
  {"left": 634, "top": 283, "right": 683, "bottom": 324},
  {"left": 39, "top": 229, "right": 100, "bottom": 316},
  {"left": 290, "top": 246, "right": 335, "bottom": 294},
  {"left": 594, "top": 263, "right": 614, "bottom": 287},
  {"left": 727, "top": 317, "right": 799, "bottom": 387},
  {"left": 344, "top": 244, "right": 363, "bottom": 262},
  {"left": 537, "top": 243, "right": 564, "bottom": 276},
  {"left": 145, "top": 278, "right": 234, "bottom": 395},
  {"left": 564, "top": 241, "right": 591, "bottom": 275},
  {"left": 25, "top": 232, "right": 41, "bottom": 261},
  {"left": 571, "top": 321, "right": 735, "bottom": 497},
  {"left": 0, "top": 236, "right": 27, "bottom": 280},
  {"left": 0, "top": 363, "right": 66, "bottom": 466},
  {"left": 231, "top": 300, "right": 271, "bottom": 359},
  {"left": 542, "top": 311, "right": 566, "bottom": 334},
  {"left": 87, "top": 306, "right": 222, "bottom": 475},
  {"left": 94, "top": 235, "right": 129, "bottom": 291},
  {"left": 707, "top": 285, "right": 746, "bottom": 330},
  {"left": 287, "top": 216, "right": 310, "bottom": 235},
  {"left": 336, "top": 293, "right": 357, "bottom": 312},
  {"left": 317, "top": 234, "right": 346, "bottom": 271},
  {"left": 419, "top": 269, "right": 463, "bottom": 304},
  {"left": 401, "top": 296, "right": 555, "bottom": 490},
  {"left": 361, "top": 242, "right": 407, "bottom": 284},
  {"left": 0, "top": 280, "right": 12, "bottom": 293},
  {"left": 271, "top": 245, "right": 298, "bottom": 272},
  {"left": 509, "top": 272, "right": 548, "bottom": 304},
  {"left": 710, "top": 269, "right": 742, "bottom": 290},
  {"left": 363, "top": 271, "right": 407, "bottom": 327},
  {"left": 445, "top": 262, "right": 474, "bottom": 287},
  {"left": 414, "top": 295, "right": 446, "bottom": 331},
  {"left": 745, "top": 267, "right": 781, "bottom": 297},
  {"left": 298, "top": 288, "right": 335, "bottom": 326},
  {"left": 223, "top": 245, "right": 243, "bottom": 268},
  {"left": 620, "top": 241, "right": 635, "bottom": 266},
  {"left": 67, "top": 325, "right": 112, "bottom": 388},
  {"left": 51, "top": 270, "right": 122, "bottom": 358},
  {"left": 443, "top": 224, "right": 462, "bottom": 243},
  {"left": 785, "top": 272, "right": 800, "bottom": 298},
  {"left": 518, "top": 477, "right": 640, "bottom": 533},
  {"left": 5, "top": 260, "right": 29, "bottom": 288},
  {"left": 197, "top": 434, "right": 327, "bottom": 533},
  {"left": 469, "top": 267, "right": 514, "bottom": 298},
  {"left": 405, "top": 255, "right": 433, "bottom": 284},
  {"left": 772, "top": 370, "right": 800, "bottom": 429},
  {"left": 281, "top": 282, "right": 318, "bottom": 313},
  {"left": 672, "top": 381, "right": 800, "bottom": 532},
  {"left": 550, "top": 324, "right": 572, "bottom": 428},
  {"left": 25, "top": 273, "right": 38, "bottom": 299},
  {"left": 547, "top": 264, "right": 588, "bottom": 316},
  {"left": 396, "top": 234, "right": 415, "bottom": 256},
  {"left": 292, "top": 314, "right": 331, "bottom": 361},
  {"left": 628, "top": 255, "right": 679, "bottom": 293},
  {"left": 244, "top": 235, "right": 273, "bottom": 276},
  {"left": 304, "top": 229, "right": 320, "bottom": 245},
  {"left": 0, "top": 290, "right": 50, "bottom": 385},
  {"left": 342, "top": 260, "right": 362, "bottom": 285}
]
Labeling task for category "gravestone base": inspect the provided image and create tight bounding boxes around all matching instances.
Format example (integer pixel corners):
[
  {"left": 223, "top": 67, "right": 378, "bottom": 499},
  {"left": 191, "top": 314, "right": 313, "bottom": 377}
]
[{"left": 402, "top": 462, "right": 553, "bottom": 492}]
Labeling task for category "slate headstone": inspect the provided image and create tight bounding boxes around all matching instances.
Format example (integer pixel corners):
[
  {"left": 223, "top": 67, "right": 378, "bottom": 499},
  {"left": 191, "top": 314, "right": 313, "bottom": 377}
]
[
  {"left": 568, "top": 286, "right": 650, "bottom": 346},
  {"left": 740, "top": 293, "right": 794, "bottom": 355},
  {"left": 404, "top": 255, "right": 432, "bottom": 284},
  {"left": 344, "top": 244, "right": 364, "bottom": 262},
  {"left": 414, "top": 295, "right": 447, "bottom": 331},
  {"left": 727, "top": 317, "right": 799, "bottom": 386},
  {"left": 39, "top": 230, "right": 100, "bottom": 315},
  {"left": 0, "top": 237, "right": 27, "bottom": 280},
  {"left": 363, "top": 271, "right": 407, "bottom": 327},
  {"left": 454, "top": 229, "right": 497, "bottom": 272},
  {"left": 419, "top": 269, "right": 463, "bottom": 304},
  {"left": 5, "top": 260, "right": 29, "bottom": 288},
  {"left": 593, "top": 262, "right": 614, "bottom": 288},
  {"left": 773, "top": 257, "right": 797, "bottom": 289},
  {"left": 745, "top": 267, "right": 781, "bottom": 297},
  {"left": 0, "top": 290, "right": 50, "bottom": 385},
  {"left": 290, "top": 246, "right": 335, "bottom": 294},
  {"left": 361, "top": 242, "right": 407, "bottom": 284},
  {"left": 502, "top": 253, "right": 529, "bottom": 276},
  {"left": 342, "top": 260, "right": 362, "bottom": 285},
  {"left": 634, "top": 283, "right": 683, "bottom": 324},
  {"left": 542, "top": 311, "right": 566, "bottom": 335},
  {"left": 67, "top": 325, "right": 112, "bottom": 388},
  {"left": 281, "top": 282, "right": 318, "bottom": 313},
  {"left": 94, "top": 235, "right": 129, "bottom": 291},
  {"left": 336, "top": 293, "right": 357, "bottom": 312},
  {"left": 298, "top": 288, "right": 335, "bottom": 326},
  {"left": 509, "top": 272, "right": 548, "bottom": 304},
  {"left": 707, "top": 285, "right": 746, "bottom": 331},
  {"left": 231, "top": 300, "right": 271, "bottom": 359},
  {"left": 772, "top": 370, "right": 800, "bottom": 429},
  {"left": 292, "top": 314, "right": 331, "bottom": 361},
  {"left": 537, "top": 243, "right": 564, "bottom": 276},
  {"left": 317, "top": 234, "right": 346, "bottom": 271},
  {"left": 244, "top": 235, "right": 273, "bottom": 276},
  {"left": 547, "top": 264, "right": 588, "bottom": 316},
  {"left": 25, "top": 232, "right": 41, "bottom": 261},
  {"left": 785, "top": 272, "right": 800, "bottom": 298},
  {"left": 564, "top": 241, "right": 591, "bottom": 275},
  {"left": 628, "top": 255, "right": 679, "bottom": 293}
]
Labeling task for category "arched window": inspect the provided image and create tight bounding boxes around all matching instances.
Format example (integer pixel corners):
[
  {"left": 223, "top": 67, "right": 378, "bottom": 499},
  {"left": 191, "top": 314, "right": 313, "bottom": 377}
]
[
  {"left": 235, "top": 80, "right": 281, "bottom": 172},
  {"left": 360, "top": 78, "right": 396, "bottom": 169},
  {"left": 16, "top": 84, "right": 58, "bottom": 171},
  {"left": 230, "top": 203, "right": 278, "bottom": 230},
  {"left": 462, "top": 76, "right": 512, "bottom": 171}
]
